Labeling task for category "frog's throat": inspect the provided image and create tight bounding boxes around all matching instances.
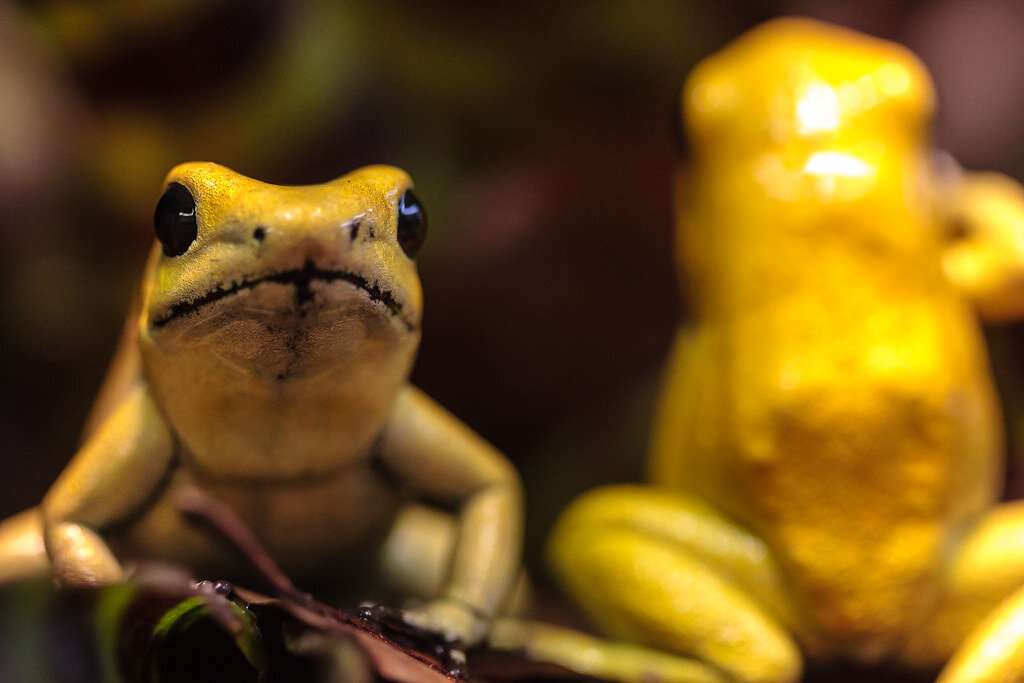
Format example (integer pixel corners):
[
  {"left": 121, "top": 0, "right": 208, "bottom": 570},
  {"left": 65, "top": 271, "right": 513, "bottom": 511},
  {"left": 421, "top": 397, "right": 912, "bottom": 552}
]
[{"left": 151, "top": 259, "right": 414, "bottom": 331}]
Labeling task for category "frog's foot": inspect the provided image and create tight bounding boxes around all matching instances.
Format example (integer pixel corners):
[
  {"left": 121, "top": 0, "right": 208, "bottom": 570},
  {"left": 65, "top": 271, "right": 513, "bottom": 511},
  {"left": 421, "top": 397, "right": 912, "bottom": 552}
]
[
  {"left": 402, "top": 597, "right": 487, "bottom": 647},
  {"left": 900, "top": 499, "right": 1024, "bottom": 679},
  {"left": 546, "top": 485, "right": 801, "bottom": 683},
  {"left": 0, "top": 508, "right": 48, "bottom": 585}
]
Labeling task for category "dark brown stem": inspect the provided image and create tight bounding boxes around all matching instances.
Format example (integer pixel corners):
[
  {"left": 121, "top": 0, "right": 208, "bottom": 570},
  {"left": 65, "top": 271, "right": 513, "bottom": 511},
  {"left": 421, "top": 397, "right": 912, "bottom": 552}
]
[{"left": 175, "top": 485, "right": 305, "bottom": 604}]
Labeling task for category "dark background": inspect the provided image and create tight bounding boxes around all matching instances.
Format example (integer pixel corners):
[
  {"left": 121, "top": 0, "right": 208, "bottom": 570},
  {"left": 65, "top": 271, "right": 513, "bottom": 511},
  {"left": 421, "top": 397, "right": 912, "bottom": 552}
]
[{"left": 2, "top": 2, "right": 1024, "bottom": 677}]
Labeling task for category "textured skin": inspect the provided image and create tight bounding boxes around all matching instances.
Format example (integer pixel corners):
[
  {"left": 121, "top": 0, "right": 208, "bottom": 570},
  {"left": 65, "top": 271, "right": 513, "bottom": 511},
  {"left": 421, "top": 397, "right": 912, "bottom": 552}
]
[
  {"left": 0, "top": 163, "right": 522, "bottom": 646},
  {"left": 549, "top": 18, "right": 1024, "bottom": 683}
]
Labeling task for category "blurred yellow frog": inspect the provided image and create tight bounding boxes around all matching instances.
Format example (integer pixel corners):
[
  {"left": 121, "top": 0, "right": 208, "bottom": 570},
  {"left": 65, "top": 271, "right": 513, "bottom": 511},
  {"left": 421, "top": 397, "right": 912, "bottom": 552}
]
[
  {"left": 0, "top": 162, "right": 522, "bottom": 646},
  {"left": 547, "top": 18, "right": 1024, "bottom": 683}
]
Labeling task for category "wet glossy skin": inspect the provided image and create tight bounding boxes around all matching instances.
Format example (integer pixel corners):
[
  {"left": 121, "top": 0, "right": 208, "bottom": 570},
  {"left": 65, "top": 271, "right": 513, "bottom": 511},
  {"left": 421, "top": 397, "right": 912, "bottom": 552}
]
[
  {"left": 548, "top": 18, "right": 1024, "bottom": 683},
  {"left": 0, "top": 163, "right": 522, "bottom": 645}
]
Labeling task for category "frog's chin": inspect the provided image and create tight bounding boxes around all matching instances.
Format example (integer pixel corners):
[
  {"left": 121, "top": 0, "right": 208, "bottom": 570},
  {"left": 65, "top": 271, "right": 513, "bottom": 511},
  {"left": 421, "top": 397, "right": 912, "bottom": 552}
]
[
  {"left": 148, "top": 260, "right": 418, "bottom": 334},
  {"left": 141, "top": 285, "right": 420, "bottom": 387}
]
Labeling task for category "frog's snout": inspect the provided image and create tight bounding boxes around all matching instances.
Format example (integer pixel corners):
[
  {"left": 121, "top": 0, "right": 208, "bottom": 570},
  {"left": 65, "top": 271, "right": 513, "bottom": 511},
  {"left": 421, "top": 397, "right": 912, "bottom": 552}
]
[{"left": 246, "top": 214, "right": 377, "bottom": 271}]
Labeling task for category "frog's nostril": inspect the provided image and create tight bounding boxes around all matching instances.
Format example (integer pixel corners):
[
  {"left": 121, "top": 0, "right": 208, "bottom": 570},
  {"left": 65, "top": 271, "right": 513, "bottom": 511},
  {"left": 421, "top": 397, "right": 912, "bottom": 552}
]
[{"left": 253, "top": 226, "right": 267, "bottom": 242}]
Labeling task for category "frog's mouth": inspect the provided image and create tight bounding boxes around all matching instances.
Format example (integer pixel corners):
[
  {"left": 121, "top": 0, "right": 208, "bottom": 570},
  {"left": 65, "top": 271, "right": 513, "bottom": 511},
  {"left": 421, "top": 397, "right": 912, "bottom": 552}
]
[{"left": 151, "top": 260, "right": 413, "bottom": 331}]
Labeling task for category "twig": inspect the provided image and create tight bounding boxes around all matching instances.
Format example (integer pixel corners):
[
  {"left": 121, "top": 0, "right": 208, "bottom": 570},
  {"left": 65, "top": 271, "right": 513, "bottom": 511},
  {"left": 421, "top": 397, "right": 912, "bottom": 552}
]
[
  {"left": 175, "top": 486, "right": 309, "bottom": 607},
  {"left": 175, "top": 485, "right": 465, "bottom": 680}
]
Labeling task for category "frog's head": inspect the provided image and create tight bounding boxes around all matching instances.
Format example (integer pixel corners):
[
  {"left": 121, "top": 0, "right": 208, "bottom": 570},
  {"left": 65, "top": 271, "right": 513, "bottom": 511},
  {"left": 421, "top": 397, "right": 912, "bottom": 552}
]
[
  {"left": 675, "top": 18, "right": 943, "bottom": 295},
  {"left": 682, "top": 17, "right": 935, "bottom": 162},
  {"left": 138, "top": 162, "right": 425, "bottom": 387}
]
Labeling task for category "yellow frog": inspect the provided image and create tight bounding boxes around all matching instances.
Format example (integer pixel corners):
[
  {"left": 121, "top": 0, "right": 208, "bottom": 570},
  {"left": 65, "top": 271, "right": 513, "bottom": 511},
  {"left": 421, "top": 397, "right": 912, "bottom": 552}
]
[
  {"left": 0, "top": 162, "right": 522, "bottom": 646},
  {"left": 547, "top": 18, "right": 1024, "bottom": 683}
]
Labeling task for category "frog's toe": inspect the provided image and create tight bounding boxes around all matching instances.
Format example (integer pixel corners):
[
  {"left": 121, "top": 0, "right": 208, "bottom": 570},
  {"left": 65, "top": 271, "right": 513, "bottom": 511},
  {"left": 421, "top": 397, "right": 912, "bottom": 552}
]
[
  {"left": 403, "top": 598, "right": 488, "bottom": 647},
  {"left": 0, "top": 508, "right": 49, "bottom": 585}
]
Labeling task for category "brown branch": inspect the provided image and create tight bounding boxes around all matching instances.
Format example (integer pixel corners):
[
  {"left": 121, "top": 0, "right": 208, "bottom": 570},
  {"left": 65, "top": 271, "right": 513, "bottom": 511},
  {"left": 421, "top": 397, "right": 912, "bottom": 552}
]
[
  {"left": 174, "top": 485, "right": 466, "bottom": 680},
  {"left": 175, "top": 486, "right": 308, "bottom": 606}
]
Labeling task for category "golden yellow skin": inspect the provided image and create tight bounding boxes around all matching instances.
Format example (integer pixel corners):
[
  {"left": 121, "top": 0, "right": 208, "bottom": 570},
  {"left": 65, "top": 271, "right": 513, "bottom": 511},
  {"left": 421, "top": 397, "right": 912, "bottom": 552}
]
[
  {"left": 548, "top": 18, "right": 1024, "bottom": 683},
  {"left": 0, "top": 163, "right": 522, "bottom": 645}
]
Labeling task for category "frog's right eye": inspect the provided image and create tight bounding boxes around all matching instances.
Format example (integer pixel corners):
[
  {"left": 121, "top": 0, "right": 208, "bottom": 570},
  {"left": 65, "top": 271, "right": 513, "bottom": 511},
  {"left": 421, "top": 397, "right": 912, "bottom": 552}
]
[
  {"left": 154, "top": 183, "right": 198, "bottom": 256},
  {"left": 396, "top": 189, "right": 427, "bottom": 258}
]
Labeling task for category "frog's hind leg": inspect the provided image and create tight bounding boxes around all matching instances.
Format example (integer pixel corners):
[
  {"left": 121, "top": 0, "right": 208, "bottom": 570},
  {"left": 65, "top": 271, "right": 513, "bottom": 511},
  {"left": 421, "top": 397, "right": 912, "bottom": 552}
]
[
  {"left": 900, "top": 499, "right": 1024, "bottom": 674},
  {"left": 0, "top": 508, "right": 49, "bottom": 584},
  {"left": 543, "top": 485, "right": 801, "bottom": 683}
]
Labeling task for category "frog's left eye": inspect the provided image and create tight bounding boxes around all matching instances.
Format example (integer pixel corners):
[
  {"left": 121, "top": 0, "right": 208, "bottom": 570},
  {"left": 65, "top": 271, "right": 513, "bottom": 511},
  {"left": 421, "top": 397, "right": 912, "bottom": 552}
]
[
  {"left": 154, "top": 183, "right": 198, "bottom": 257},
  {"left": 396, "top": 189, "right": 427, "bottom": 258}
]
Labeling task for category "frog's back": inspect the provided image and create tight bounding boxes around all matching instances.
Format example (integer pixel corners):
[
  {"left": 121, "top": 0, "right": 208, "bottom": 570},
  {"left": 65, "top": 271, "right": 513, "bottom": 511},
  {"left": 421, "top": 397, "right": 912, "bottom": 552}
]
[{"left": 652, "top": 18, "right": 1004, "bottom": 653}]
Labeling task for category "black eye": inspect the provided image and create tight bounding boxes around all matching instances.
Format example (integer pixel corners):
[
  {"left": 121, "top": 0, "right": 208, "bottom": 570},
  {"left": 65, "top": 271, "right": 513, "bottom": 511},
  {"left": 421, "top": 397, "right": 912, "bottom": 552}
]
[
  {"left": 154, "top": 182, "right": 198, "bottom": 257},
  {"left": 396, "top": 189, "right": 427, "bottom": 258}
]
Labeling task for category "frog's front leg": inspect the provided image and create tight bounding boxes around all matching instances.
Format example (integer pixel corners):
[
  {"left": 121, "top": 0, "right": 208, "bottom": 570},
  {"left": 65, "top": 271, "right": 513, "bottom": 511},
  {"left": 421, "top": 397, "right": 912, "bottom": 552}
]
[
  {"left": 376, "top": 385, "right": 522, "bottom": 645},
  {"left": 41, "top": 383, "right": 174, "bottom": 586},
  {"left": 547, "top": 485, "right": 800, "bottom": 683},
  {"left": 938, "top": 584, "right": 1024, "bottom": 683},
  {"left": 898, "top": 500, "right": 1024, "bottom": 680},
  {"left": 941, "top": 170, "right": 1024, "bottom": 322}
]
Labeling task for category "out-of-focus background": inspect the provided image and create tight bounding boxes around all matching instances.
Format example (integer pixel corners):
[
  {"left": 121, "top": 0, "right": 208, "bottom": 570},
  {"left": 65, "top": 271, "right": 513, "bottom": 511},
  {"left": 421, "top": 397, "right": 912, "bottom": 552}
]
[{"left": 3, "top": 0, "right": 1024, "bottom": 600}]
